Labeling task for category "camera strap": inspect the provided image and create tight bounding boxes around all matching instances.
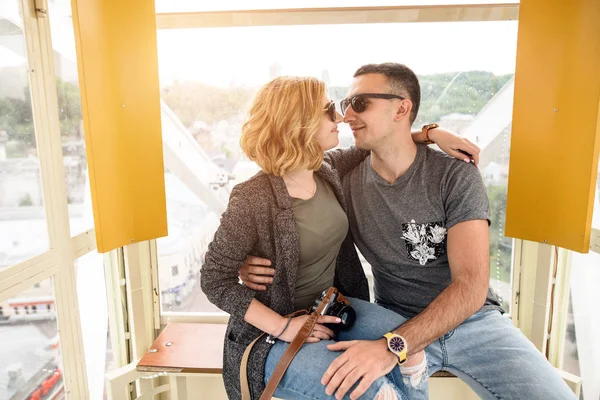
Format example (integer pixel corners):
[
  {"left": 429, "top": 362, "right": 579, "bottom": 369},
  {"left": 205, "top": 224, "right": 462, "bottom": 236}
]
[{"left": 240, "top": 287, "right": 339, "bottom": 400}]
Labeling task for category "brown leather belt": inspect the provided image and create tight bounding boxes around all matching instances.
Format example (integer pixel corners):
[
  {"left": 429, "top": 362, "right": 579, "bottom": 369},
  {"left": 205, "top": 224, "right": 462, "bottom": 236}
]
[{"left": 240, "top": 287, "right": 343, "bottom": 400}]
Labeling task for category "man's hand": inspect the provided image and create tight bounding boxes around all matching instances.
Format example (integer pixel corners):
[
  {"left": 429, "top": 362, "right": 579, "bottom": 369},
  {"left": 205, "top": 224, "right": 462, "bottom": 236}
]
[
  {"left": 322, "top": 339, "right": 397, "bottom": 400},
  {"left": 239, "top": 256, "right": 274, "bottom": 290}
]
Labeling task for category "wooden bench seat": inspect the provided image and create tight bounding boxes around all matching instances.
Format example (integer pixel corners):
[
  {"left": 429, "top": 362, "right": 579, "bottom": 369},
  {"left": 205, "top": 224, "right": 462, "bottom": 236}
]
[
  {"left": 137, "top": 322, "right": 454, "bottom": 378},
  {"left": 138, "top": 323, "right": 225, "bottom": 373}
]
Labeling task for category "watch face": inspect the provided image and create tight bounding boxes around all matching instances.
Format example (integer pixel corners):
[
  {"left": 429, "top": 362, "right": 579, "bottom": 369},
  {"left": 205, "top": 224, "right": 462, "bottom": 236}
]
[{"left": 389, "top": 336, "right": 405, "bottom": 353}]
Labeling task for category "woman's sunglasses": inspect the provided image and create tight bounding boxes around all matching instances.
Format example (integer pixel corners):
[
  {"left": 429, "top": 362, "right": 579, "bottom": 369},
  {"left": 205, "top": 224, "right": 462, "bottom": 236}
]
[
  {"left": 323, "top": 101, "right": 337, "bottom": 122},
  {"left": 339, "top": 93, "right": 405, "bottom": 116}
]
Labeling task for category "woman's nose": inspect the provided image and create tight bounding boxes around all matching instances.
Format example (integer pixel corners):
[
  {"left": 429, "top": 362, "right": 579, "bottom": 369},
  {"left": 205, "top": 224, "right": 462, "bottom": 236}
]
[{"left": 335, "top": 111, "right": 343, "bottom": 123}]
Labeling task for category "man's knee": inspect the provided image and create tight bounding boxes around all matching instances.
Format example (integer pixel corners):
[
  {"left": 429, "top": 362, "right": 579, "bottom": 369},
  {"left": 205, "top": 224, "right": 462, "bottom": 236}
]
[{"left": 400, "top": 354, "right": 428, "bottom": 390}]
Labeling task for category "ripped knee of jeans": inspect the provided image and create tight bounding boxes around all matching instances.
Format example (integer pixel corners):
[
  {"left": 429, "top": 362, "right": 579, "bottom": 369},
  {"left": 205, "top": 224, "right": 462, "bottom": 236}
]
[
  {"left": 375, "top": 383, "right": 401, "bottom": 400},
  {"left": 400, "top": 354, "right": 428, "bottom": 389}
]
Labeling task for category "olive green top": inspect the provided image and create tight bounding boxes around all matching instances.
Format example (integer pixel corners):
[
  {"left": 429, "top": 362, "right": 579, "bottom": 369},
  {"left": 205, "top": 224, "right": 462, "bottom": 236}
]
[{"left": 292, "top": 175, "right": 349, "bottom": 310}]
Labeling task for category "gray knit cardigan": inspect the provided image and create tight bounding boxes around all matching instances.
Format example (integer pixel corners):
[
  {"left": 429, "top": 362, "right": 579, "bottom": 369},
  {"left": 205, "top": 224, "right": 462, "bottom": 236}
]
[{"left": 200, "top": 148, "right": 370, "bottom": 399}]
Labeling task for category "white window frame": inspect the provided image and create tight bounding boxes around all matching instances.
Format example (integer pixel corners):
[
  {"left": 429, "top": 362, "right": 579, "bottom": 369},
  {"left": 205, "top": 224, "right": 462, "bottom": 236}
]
[
  {"left": 0, "top": 0, "right": 128, "bottom": 397},
  {"left": 98, "top": 2, "right": 586, "bottom": 397},
  {"left": 5, "top": 1, "right": 586, "bottom": 398},
  {"left": 590, "top": 228, "right": 600, "bottom": 254},
  {"left": 148, "top": 11, "right": 586, "bottom": 389},
  {"left": 152, "top": 2, "right": 522, "bottom": 327}
]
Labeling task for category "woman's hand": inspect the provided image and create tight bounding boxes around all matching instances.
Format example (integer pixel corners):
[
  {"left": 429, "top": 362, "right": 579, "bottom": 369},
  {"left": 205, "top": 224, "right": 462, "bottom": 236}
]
[
  {"left": 429, "top": 127, "right": 480, "bottom": 166},
  {"left": 277, "top": 315, "right": 341, "bottom": 343}
]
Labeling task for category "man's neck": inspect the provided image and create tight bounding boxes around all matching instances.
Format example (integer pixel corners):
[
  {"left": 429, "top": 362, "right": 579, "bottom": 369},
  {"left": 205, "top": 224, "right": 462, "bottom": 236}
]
[{"left": 370, "top": 131, "right": 418, "bottom": 184}]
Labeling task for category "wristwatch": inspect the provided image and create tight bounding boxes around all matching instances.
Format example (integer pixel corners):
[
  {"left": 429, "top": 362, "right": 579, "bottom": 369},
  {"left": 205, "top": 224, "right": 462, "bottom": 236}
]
[
  {"left": 421, "top": 123, "right": 439, "bottom": 145},
  {"left": 383, "top": 332, "right": 408, "bottom": 365}
]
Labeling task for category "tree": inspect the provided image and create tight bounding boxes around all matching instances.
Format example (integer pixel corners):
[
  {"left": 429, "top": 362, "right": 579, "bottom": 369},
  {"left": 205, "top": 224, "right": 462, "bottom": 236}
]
[
  {"left": 161, "top": 81, "right": 254, "bottom": 127},
  {"left": 331, "top": 71, "right": 513, "bottom": 127},
  {"left": 415, "top": 71, "right": 513, "bottom": 127},
  {"left": 56, "top": 77, "right": 83, "bottom": 139},
  {"left": 0, "top": 77, "right": 82, "bottom": 157},
  {"left": 0, "top": 88, "right": 34, "bottom": 145},
  {"left": 18, "top": 193, "right": 33, "bottom": 207}
]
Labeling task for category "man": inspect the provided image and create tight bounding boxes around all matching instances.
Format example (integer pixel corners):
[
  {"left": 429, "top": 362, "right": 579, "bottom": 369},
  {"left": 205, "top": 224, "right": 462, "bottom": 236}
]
[{"left": 241, "top": 63, "right": 575, "bottom": 400}]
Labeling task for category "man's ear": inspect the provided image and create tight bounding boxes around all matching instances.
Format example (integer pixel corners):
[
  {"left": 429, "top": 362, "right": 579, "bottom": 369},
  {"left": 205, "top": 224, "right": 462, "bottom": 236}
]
[{"left": 394, "top": 99, "right": 412, "bottom": 122}]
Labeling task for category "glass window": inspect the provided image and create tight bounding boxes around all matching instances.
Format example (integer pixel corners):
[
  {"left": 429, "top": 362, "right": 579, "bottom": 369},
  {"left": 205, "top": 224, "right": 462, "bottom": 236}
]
[
  {"left": 75, "top": 250, "right": 116, "bottom": 399},
  {"left": 0, "top": 279, "right": 65, "bottom": 399},
  {"left": 0, "top": 0, "right": 50, "bottom": 268},
  {"left": 157, "top": 171, "right": 222, "bottom": 313},
  {"left": 48, "top": 0, "right": 94, "bottom": 237},
  {"left": 156, "top": 20, "right": 518, "bottom": 314},
  {"left": 591, "top": 160, "right": 600, "bottom": 230},
  {"left": 563, "top": 250, "right": 600, "bottom": 400}
]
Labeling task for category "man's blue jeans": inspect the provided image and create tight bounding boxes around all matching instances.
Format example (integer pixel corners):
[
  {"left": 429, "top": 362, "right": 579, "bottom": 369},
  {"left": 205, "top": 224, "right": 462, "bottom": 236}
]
[{"left": 264, "top": 298, "right": 576, "bottom": 400}]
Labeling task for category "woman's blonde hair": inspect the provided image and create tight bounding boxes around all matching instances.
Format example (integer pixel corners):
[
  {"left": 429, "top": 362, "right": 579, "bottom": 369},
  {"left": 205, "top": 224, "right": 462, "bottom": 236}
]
[{"left": 240, "top": 76, "right": 326, "bottom": 176}]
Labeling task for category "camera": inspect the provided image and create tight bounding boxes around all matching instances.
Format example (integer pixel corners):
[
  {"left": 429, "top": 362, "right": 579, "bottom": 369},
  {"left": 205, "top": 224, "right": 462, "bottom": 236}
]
[{"left": 310, "top": 289, "right": 356, "bottom": 334}]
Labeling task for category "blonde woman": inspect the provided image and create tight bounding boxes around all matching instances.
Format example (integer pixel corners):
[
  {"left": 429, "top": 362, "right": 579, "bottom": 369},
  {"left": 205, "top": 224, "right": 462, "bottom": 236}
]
[{"left": 200, "top": 76, "right": 478, "bottom": 400}]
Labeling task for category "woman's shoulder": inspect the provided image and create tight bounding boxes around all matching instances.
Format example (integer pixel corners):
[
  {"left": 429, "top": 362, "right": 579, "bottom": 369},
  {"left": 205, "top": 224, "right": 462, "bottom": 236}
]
[{"left": 229, "top": 171, "right": 282, "bottom": 204}]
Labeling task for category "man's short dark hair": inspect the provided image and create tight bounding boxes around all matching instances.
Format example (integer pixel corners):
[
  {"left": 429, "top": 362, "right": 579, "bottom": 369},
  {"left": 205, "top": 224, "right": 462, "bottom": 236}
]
[{"left": 354, "top": 63, "right": 421, "bottom": 124}]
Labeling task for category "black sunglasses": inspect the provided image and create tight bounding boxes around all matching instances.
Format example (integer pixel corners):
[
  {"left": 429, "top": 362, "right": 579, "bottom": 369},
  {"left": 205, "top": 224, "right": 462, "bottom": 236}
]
[
  {"left": 323, "top": 101, "right": 336, "bottom": 122},
  {"left": 340, "top": 93, "right": 405, "bottom": 116}
]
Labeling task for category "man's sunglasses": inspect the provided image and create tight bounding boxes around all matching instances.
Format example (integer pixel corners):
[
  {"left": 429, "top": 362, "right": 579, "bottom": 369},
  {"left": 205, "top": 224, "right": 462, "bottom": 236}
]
[
  {"left": 340, "top": 93, "right": 405, "bottom": 116},
  {"left": 323, "top": 101, "right": 337, "bottom": 122}
]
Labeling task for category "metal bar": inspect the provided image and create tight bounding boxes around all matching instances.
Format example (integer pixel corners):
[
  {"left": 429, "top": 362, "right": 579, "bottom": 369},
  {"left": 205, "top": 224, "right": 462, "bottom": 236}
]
[{"left": 156, "top": 4, "right": 519, "bottom": 29}]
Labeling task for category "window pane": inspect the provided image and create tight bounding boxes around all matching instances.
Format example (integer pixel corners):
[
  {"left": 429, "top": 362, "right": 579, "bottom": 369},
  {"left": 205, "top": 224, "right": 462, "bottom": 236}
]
[
  {"left": 157, "top": 172, "right": 222, "bottom": 313},
  {"left": 0, "top": 279, "right": 65, "bottom": 399},
  {"left": 49, "top": 0, "right": 94, "bottom": 236},
  {"left": 592, "top": 160, "right": 600, "bottom": 229},
  {"left": 48, "top": 0, "right": 94, "bottom": 237},
  {"left": 564, "top": 250, "right": 600, "bottom": 400},
  {"left": 0, "top": 0, "right": 50, "bottom": 267},
  {"left": 156, "top": 0, "right": 518, "bottom": 13},
  {"left": 76, "top": 250, "right": 116, "bottom": 399},
  {"left": 156, "top": 21, "right": 517, "bottom": 314}
]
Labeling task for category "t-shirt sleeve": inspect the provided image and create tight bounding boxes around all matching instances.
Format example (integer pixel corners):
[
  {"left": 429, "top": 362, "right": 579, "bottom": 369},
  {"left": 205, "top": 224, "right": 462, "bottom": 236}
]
[
  {"left": 323, "top": 147, "right": 370, "bottom": 180},
  {"left": 443, "top": 162, "right": 491, "bottom": 230}
]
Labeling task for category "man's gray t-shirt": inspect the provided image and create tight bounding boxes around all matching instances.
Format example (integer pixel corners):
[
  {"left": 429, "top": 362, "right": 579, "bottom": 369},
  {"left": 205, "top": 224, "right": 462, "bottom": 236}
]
[{"left": 343, "top": 144, "right": 503, "bottom": 318}]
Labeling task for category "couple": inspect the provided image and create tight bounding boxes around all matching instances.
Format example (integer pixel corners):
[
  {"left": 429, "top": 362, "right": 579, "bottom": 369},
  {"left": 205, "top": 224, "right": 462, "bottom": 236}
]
[{"left": 201, "top": 63, "right": 575, "bottom": 400}]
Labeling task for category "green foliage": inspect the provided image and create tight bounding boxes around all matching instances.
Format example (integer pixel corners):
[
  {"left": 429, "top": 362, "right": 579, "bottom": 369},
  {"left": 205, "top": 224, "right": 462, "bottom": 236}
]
[
  {"left": 415, "top": 71, "right": 513, "bottom": 127},
  {"left": 0, "top": 78, "right": 82, "bottom": 156},
  {"left": 329, "top": 71, "right": 512, "bottom": 127},
  {"left": 0, "top": 88, "right": 34, "bottom": 144},
  {"left": 18, "top": 193, "right": 33, "bottom": 207},
  {"left": 161, "top": 81, "right": 255, "bottom": 127},
  {"left": 160, "top": 72, "right": 513, "bottom": 130},
  {"left": 56, "top": 77, "right": 83, "bottom": 138}
]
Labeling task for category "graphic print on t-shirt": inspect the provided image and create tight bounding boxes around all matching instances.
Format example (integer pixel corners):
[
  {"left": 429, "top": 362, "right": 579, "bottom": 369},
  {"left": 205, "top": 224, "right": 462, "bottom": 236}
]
[{"left": 401, "top": 220, "right": 447, "bottom": 265}]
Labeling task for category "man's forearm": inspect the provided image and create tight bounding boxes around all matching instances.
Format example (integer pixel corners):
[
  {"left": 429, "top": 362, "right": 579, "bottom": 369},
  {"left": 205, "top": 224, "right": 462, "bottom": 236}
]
[{"left": 393, "top": 280, "right": 487, "bottom": 357}]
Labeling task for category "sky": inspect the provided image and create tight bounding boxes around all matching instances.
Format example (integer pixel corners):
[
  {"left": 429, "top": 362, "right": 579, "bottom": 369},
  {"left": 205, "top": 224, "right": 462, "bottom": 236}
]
[{"left": 156, "top": 20, "right": 519, "bottom": 88}]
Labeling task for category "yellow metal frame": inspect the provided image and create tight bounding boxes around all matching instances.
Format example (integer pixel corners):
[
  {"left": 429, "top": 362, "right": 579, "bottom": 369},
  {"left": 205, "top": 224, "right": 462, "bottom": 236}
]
[
  {"left": 506, "top": 0, "right": 600, "bottom": 252},
  {"left": 71, "top": 0, "right": 168, "bottom": 253}
]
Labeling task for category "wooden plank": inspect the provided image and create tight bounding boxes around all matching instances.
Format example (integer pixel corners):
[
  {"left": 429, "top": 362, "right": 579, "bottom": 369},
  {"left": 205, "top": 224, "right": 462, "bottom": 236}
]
[{"left": 137, "top": 323, "right": 226, "bottom": 374}]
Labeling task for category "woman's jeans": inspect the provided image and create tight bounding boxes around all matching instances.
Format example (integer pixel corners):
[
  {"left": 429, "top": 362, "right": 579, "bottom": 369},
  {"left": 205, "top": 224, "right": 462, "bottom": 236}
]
[
  {"left": 264, "top": 298, "right": 576, "bottom": 400},
  {"left": 264, "top": 298, "right": 423, "bottom": 400}
]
